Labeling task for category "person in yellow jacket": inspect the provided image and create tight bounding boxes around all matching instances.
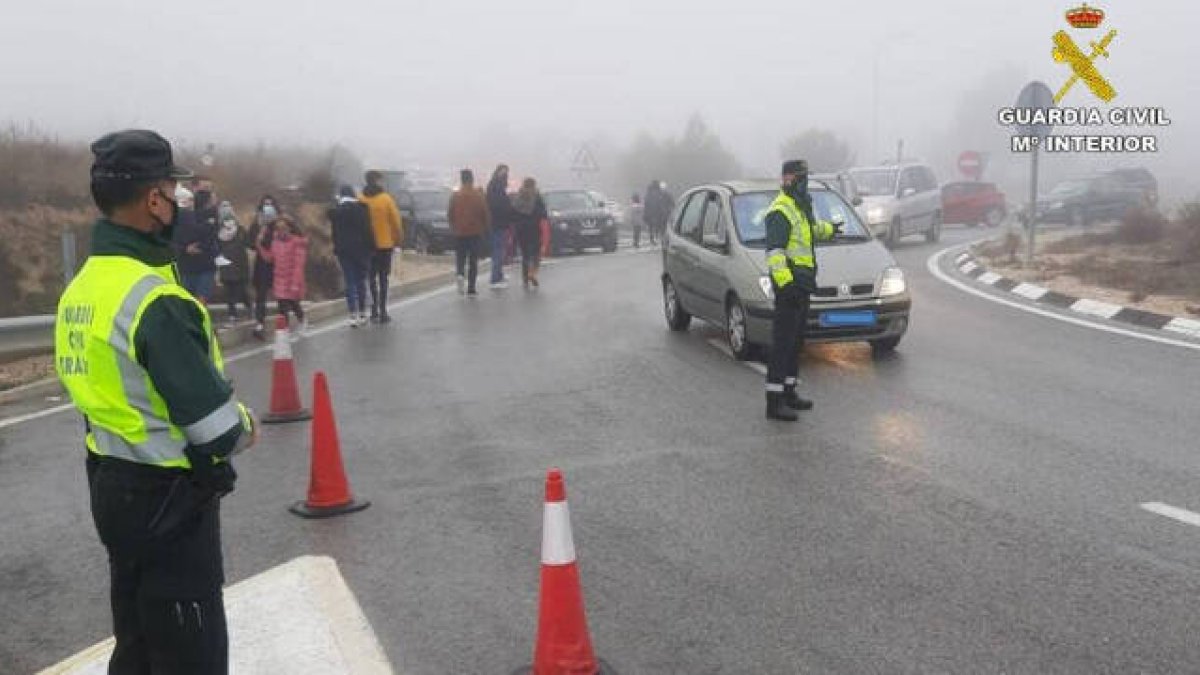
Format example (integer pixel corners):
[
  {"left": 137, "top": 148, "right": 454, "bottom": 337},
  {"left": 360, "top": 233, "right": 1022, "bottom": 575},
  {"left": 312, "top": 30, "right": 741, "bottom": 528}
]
[
  {"left": 55, "top": 130, "right": 258, "bottom": 673},
  {"left": 360, "top": 170, "right": 404, "bottom": 323},
  {"left": 764, "top": 159, "right": 842, "bottom": 421}
]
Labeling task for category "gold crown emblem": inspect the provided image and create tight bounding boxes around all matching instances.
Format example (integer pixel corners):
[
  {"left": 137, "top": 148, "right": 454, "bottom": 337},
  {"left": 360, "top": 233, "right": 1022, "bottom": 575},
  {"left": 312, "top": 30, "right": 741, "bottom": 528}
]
[{"left": 1066, "top": 3, "right": 1105, "bottom": 28}]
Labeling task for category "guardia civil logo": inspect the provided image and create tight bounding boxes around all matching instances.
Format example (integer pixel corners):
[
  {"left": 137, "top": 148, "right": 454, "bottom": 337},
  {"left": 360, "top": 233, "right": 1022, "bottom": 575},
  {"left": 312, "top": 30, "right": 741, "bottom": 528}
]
[{"left": 1052, "top": 3, "right": 1117, "bottom": 103}]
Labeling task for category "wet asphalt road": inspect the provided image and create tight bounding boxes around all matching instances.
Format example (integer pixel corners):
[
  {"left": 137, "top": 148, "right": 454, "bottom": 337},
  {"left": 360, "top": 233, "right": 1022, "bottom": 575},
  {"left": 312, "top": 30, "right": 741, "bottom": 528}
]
[{"left": 3, "top": 228, "right": 1200, "bottom": 674}]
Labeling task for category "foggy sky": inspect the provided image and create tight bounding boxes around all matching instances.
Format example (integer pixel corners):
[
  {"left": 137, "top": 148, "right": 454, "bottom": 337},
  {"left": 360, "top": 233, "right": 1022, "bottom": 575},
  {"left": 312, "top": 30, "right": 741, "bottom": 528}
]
[{"left": 3, "top": 0, "right": 1197, "bottom": 200}]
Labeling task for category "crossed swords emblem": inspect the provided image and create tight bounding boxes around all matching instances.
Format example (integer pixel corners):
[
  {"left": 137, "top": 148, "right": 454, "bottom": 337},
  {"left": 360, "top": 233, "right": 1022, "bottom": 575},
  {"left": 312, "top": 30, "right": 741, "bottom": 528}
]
[{"left": 1053, "top": 27, "right": 1118, "bottom": 103}]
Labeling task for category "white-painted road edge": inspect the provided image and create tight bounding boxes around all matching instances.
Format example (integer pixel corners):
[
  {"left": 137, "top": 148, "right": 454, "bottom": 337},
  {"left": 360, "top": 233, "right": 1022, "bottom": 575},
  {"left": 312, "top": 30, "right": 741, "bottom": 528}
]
[
  {"left": 1141, "top": 502, "right": 1200, "bottom": 529},
  {"left": 928, "top": 245, "right": 1200, "bottom": 353},
  {"left": 37, "top": 555, "right": 395, "bottom": 675}
]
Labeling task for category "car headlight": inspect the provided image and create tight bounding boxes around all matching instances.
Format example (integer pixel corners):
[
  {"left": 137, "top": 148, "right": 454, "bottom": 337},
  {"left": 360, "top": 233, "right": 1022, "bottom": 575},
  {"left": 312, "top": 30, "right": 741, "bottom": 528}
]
[
  {"left": 879, "top": 267, "right": 906, "bottom": 297},
  {"left": 867, "top": 206, "right": 886, "bottom": 224},
  {"left": 557, "top": 222, "right": 569, "bottom": 231},
  {"left": 758, "top": 276, "right": 774, "bottom": 300}
]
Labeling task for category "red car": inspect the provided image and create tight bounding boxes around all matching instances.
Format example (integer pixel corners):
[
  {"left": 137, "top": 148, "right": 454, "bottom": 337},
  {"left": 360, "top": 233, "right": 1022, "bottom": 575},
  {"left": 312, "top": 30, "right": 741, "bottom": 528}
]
[{"left": 941, "top": 181, "right": 1007, "bottom": 227}]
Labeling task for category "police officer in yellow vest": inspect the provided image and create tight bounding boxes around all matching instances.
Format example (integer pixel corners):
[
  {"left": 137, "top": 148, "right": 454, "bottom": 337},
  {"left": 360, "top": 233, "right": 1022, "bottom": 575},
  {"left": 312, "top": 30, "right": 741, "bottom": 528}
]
[
  {"left": 764, "top": 160, "right": 841, "bottom": 421},
  {"left": 55, "top": 130, "right": 258, "bottom": 674}
]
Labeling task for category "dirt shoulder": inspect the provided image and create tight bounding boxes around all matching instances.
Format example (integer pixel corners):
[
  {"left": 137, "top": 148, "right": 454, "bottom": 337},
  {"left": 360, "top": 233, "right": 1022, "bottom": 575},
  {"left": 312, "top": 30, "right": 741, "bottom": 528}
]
[{"left": 972, "top": 212, "right": 1200, "bottom": 320}]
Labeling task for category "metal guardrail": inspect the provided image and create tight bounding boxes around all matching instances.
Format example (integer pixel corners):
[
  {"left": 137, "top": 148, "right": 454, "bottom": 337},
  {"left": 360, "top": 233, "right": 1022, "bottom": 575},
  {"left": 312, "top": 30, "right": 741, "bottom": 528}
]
[{"left": 0, "top": 314, "right": 56, "bottom": 362}]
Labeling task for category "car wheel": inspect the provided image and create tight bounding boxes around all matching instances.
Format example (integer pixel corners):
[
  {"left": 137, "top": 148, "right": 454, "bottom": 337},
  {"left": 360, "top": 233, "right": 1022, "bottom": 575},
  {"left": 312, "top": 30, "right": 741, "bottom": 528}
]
[
  {"left": 925, "top": 212, "right": 942, "bottom": 243},
  {"left": 726, "top": 296, "right": 754, "bottom": 361},
  {"left": 663, "top": 278, "right": 691, "bottom": 332},
  {"left": 886, "top": 218, "right": 901, "bottom": 248},
  {"left": 603, "top": 234, "right": 618, "bottom": 253},
  {"left": 870, "top": 336, "right": 902, "bottom": 355},
  {"left": 984, "top": 207, "right": 1005, "bottom": 227},
  {"left": 1068, "top": 206, "right": 1086, "bottom": 228}
]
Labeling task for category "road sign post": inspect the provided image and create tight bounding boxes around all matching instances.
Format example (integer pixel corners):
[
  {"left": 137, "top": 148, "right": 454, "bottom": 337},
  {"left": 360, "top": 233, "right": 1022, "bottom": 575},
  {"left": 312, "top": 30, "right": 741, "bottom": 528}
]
[{"left": 1013, "top": 81, "right": 1055, "bottom": 266}]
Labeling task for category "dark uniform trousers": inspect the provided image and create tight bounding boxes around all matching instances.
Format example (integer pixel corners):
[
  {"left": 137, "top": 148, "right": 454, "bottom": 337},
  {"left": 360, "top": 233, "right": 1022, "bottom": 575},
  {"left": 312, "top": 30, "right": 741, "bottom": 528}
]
[
  {"left": 87, "top": 454, "right": 228, "bottom": 675},
  {"left": 767, "top": 281, "right": 812, "bottom": 389}
]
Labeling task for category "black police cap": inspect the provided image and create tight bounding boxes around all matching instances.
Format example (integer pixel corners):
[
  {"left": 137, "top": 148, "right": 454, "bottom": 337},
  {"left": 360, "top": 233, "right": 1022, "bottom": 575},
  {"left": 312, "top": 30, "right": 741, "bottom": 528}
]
[
  {"left": 782, "top": 160, "right": 808, "bottom": 176},
  {"left": 90, "top": 130, "right": 193, "bottom": 182}
]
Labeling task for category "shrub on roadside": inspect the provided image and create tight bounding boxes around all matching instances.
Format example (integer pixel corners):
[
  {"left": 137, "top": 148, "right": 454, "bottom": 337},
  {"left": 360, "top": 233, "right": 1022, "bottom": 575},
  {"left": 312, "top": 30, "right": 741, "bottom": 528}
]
[{"left": 1115, "top": 206, "right": 1166, "bottom": 245}]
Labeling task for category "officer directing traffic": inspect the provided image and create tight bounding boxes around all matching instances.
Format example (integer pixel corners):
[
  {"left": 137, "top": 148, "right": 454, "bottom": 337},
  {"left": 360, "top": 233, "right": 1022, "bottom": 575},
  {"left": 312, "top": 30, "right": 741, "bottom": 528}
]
[
  {"left": 55, "top": 130, "right": 257, "bottom": 674},
  {"left": 764, "top": 159, "right": 841, "bottom": 421}
]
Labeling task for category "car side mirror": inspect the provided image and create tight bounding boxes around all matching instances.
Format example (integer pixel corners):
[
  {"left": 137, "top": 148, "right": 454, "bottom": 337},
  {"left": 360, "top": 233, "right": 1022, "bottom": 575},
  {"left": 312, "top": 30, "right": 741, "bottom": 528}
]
[
  {"left": 901, "top": 187, "right": 917, "bottom": 198},
  {"left": 852, "top": 196, "right": 863, "bottom": 206}
]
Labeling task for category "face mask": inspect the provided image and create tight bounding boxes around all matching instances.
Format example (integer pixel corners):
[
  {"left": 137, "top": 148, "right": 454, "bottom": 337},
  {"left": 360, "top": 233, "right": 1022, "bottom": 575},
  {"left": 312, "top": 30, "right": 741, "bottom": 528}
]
[
  {"left": 787, "top": 177, "right": 809, "bottom": 200},
  {"left": 151, "top": 188, "right": 180, "bottom": 235},
  {"left": 262, "top": 204, "right": 277, "bottom": 220}
]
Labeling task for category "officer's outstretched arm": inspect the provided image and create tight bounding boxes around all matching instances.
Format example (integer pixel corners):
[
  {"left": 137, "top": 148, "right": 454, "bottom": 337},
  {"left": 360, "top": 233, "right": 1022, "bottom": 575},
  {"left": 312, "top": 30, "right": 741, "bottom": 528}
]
[{"left": 134, "top": 295, "right": 253, "bottom": 488}]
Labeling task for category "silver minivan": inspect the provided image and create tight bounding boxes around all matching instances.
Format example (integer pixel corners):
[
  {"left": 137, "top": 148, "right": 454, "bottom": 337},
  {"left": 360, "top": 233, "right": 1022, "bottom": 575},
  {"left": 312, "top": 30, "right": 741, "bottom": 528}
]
[
  {"left": 661, "top": 180, "right": 911, "bottom": 358},
  {"left": 849, "top": 164, "right": 942, "bottom": 247}
]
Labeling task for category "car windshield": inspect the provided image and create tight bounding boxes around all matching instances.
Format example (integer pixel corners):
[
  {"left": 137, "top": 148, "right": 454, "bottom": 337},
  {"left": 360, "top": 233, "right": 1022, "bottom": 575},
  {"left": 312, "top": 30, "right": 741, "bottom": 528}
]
[
  {"left": 731, "top": 189, "right": 870, "bottom": 247},
  {"left": 848, "top": 168, "right": 898, "bottom": 196},
  {"left": 1050, "top": 180, "right": 1089, "bottom": 196},
  {"left": 545, "top": 192, "right": 594, "bottom": 212},
  {"left": 412, "top": 191, "right": 450, "bottom": 212}
]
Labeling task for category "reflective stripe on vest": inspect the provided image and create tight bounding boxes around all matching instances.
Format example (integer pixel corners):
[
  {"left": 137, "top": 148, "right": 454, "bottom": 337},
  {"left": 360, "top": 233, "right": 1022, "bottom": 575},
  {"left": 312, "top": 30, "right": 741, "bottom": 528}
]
[
  {"left": 57, "top": 256, "right": 228, "bottom": 468},
  {"left": 766, "top": 194, "right": 815, "bottom": 268}
]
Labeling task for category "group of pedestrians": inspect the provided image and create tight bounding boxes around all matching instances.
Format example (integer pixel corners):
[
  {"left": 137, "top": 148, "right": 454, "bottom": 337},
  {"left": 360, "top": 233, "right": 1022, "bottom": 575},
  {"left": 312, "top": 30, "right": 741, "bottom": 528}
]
[
  {"left": 445, "top": 164, "right": 547, "bottom": 296},
  {"left": 328, "top": 171, "right": 405, "bottom": 326},
  {"left": 166, "top": 183, "right": 309, "bottom": 338}
]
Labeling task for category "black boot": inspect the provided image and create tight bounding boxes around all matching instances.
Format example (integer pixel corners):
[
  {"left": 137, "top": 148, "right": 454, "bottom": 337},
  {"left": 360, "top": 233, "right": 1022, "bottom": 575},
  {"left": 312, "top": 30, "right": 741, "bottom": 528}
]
[
  {"left": 766, "top": 392, "right": 799, "bottom": 422},
  {"left": 783, "top": 385, "right": 814, "bottom": 411}
]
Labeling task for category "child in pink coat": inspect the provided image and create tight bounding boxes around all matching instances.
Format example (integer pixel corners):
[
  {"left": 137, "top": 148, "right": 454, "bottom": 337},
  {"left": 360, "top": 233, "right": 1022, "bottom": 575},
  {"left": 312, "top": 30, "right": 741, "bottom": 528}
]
[{"left": 259, "top": 214, "right": 308, "bottom": 329}]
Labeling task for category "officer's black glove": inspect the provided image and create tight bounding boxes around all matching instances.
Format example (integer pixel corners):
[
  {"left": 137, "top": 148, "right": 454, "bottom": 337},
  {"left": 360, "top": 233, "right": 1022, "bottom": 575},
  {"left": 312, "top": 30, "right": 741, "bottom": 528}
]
[{"left": 186, "top": 448, "right": 238, "bottom": 498}]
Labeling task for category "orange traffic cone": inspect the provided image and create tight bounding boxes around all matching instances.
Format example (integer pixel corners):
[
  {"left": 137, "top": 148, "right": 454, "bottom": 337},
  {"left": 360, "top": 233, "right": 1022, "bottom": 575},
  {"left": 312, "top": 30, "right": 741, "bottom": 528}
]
[
  {"left": 262, "top": 315, "right": 311, "bottom": 424},
  {"left": 289, "top": 371, "right": 370, "bottom": 519},
  {"left": 527, "top": 468, "right": 607, "bottom": 675}
]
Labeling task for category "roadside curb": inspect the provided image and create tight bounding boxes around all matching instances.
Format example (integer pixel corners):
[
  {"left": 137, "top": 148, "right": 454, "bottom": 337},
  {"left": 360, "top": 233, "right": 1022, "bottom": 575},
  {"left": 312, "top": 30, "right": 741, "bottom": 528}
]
[
  {"left": 0, "top": 270, "right": 456, "bottom": 407},
  {"left": 950, "top": 249, "right": 1200, "bottom": 340}
]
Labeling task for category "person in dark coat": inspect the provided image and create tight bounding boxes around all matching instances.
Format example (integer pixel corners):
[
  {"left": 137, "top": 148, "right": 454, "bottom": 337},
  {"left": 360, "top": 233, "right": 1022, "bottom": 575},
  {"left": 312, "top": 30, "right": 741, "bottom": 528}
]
[
  {"left": 328, "top": 185, "right": 375, "bottom": 327},
  {"left": 644, "top": 180, "right": 675, "bottom": 245},
  {"left": 486, "top": 164, "right": 514, "bottom": 288},
  {"left": 172, "top": 186, "right": 219, "bottom": 302},
  {"left": 512, "top": 177, "right": 547, "bottom": 288},
  {"left": 246, "top": 195, "right": 279, "bottom": 338},
  {"left": 216, "top": 201, "right": 251, "bottom": 326}
]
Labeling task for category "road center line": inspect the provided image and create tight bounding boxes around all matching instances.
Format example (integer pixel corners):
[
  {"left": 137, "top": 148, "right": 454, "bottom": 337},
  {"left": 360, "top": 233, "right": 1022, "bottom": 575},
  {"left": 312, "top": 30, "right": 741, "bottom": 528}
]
[
  {"left": 1141, "top": 502, "right": 1200, "bottom": 528},
  {"left": 927, "top": 245, "right": 1200, "bottom": 353}
]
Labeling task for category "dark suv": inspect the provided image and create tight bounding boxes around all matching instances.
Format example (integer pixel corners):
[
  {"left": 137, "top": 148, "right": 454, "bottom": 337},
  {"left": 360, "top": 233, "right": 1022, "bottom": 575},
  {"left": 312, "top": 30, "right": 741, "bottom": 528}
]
[
  {"left": 397, "top": 188, "right": 454, "bottom": 254},
  {"left": 543, "top": 190, "right": 619, "bottom": 255},
  {"left": 1036, "top": 175, "right": 1143, "bottom": 227},
  {"left": 1103, "top": 167, "right": 1158, "bottom": 207}
]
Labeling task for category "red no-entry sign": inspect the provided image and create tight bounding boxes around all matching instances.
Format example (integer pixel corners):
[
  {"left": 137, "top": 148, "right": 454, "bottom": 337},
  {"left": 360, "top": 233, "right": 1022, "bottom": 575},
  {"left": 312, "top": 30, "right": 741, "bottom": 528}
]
[{"left": 958, "top": 151, "right": 983, "bottom": 180}]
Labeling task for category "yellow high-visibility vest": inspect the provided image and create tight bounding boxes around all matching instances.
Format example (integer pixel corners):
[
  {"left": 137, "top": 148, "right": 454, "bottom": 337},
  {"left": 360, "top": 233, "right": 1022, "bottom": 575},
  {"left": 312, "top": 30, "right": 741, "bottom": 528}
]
[
  {"left": 55, "top": 255, "right": 236, "bottom": 468},
  {"left": 765, "top": 192, "right": 836, "bottom": 288}
]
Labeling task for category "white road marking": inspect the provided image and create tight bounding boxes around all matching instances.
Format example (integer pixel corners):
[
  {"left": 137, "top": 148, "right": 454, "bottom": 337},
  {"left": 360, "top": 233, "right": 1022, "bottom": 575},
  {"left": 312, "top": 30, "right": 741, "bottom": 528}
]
[
  {"left": 976, "top": 271, "right": 1002, "bottom": 285},
  {"left": 38, "top": 556, "right": 394, "bottom": 675},
  {"left": 1164, "top": 317, "right": 1200, "bottom": 338},
  {"left": 1070, "top": 298, "right": 1123, "bottom": 320},
  {"left": 928, "top": 245, "right": 1200, "bottom": 352},
  {"left": 1011, "top": 282, "right": 1049, "bottom": 301},
  {"left": 706, "top": 338, "right": 768, "bottom": 375},
  {"left": 1141, "top": 502, "right": 1200, "bottom": 529}
]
